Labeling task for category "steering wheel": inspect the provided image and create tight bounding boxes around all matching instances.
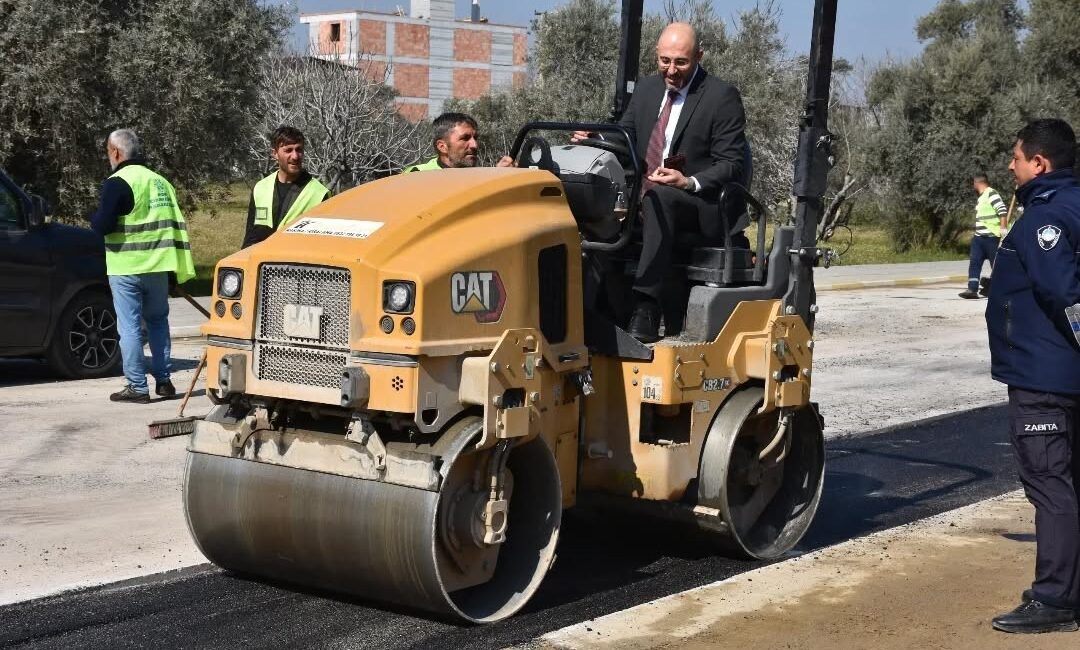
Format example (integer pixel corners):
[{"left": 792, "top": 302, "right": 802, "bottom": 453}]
[
  {"left": 516, "top": 136, "right": 557, "bottom": 174},
  {"left": 576, "top": 136, "right": 632, "bottom": 160}
]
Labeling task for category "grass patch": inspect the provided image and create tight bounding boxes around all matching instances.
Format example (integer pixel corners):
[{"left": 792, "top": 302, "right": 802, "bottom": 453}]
[
  {"left": 183, "top": 184, "right": 250, "bottom": 296},
  {"left": 747, "top": 222, "right": 968, "bottom": 266}
]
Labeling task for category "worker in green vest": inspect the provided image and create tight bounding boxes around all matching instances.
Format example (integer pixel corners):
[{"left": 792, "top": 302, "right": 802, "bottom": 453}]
[
  {"left": 403, "top": 112, "right": 514, "bottom": 172},
  {"left": 89, "top": 129, "right": 195, "bottom": 404},
  {"left": 960, "top": 172, "right": 1011, "bottom": 299},
  {"left": 242, "top": 126, "right": 330, "bottom": 248}
]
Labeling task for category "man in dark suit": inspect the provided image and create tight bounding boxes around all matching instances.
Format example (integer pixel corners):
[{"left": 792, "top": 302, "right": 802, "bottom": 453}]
[{"left": 576, "top": 22, "right": 748, "bottom": 342}]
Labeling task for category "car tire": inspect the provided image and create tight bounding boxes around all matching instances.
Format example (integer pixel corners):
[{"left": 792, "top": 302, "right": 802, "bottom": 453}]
[{"left": 47, "top": 291, "right": 122, "bottom": 379}]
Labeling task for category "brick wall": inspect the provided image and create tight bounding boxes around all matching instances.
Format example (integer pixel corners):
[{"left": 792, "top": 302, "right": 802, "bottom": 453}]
[
  {"left": 360, "top": 60, "right": 389, "bottom": 85},
  {"left": 317, "top": 21, "right": 347, "bottom": 55},
  {"left": 358, "top": 19, "right": 386, "bottom": 55},
  {"left": 513, "top": 33, "right": 527, "bottom": 66},
  {"left": 395, "top": 63, "right": 430, "bottom": 98},
  {"left": 453, "top": 68, "right": 491, "bottom": 100},
  {"left": 395, "top": 23, "right": 430, "bottom": 58},
  {"left": 454, "top": 29, "right": 491, "bottom": 63},
  {"left": 396, "top": 102, "right": 430, "bottom": 123}
]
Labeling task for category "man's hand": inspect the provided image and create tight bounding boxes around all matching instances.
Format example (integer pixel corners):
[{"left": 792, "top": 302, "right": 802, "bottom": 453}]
[
  {"left": 570, "top": 130, "right": 593, "bottom": 143},
  {"left": 647, "top": 166, "right": 691, "bottom": 190},
  {"left": 496, "top": 155, "right": 515, "bottom": 168}
]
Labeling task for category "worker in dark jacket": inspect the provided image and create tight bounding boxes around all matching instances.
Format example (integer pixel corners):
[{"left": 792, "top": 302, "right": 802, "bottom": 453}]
[
  {"left": 986, "top": 118, "right": 1080, "bottom": 634},
  {"left": 241, "top": 126, "right": 330, "bottom": 248}
]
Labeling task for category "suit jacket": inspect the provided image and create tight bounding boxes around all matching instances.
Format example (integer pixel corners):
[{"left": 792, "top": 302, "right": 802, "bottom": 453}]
[{"left": 618, "top": 67, "right": 747, "bottom": 203}]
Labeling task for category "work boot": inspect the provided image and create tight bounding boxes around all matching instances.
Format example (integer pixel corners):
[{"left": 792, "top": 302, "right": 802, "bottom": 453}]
[
  {"left": 156, "top": 379, "right": 177, "bottom": 398},
  {"left": 991, "top": 597, "right": 1078, "bottom": 634},
  {"left": 110, "top": 385, "right": 150, "bottom": 404},
  {"left": 627, "top": 298, "right": 661, "bottom": 344},
  {"left": 979, "top": 277, "right": 992, "bottom": 297},
  {"left": 958, "top": 289, "right": 980, "bottom": 299}
]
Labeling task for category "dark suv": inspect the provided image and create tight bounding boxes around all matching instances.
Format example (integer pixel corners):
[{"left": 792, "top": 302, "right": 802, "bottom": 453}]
[{"left": 0, "top": 169, "right": 121, "bottom": 378}]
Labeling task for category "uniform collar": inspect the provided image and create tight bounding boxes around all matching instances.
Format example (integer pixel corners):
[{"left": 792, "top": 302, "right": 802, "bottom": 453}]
[{"left": 1017, "top": 168, "right": 1077, "bottom": 206}]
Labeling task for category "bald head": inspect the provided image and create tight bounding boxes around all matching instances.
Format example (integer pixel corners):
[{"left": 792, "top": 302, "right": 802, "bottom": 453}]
[{"left": 655, "top": 22, "right": 702, "bottom": 91}]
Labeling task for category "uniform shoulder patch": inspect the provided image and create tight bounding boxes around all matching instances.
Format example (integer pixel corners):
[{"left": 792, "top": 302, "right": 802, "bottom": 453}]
[
  {"left": 1033, "top": 189, "right": 1058, "bottom": 204},
  {"left": 1037, "top": 224, "right": 1062, "bottom": 251}
]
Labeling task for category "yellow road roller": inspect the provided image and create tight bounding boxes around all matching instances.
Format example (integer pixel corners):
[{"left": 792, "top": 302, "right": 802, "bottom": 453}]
[{"left": 184, "top": 0, "right": 839, "bottom": 624}]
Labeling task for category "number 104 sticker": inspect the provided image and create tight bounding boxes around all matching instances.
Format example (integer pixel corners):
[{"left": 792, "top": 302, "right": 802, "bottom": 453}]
[{"left": 641, "top": 376, "right": 663, "bottom": 401}]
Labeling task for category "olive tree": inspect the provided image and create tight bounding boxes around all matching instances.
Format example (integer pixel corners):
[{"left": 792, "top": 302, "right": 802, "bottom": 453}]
[{"left": 0, "top": 0, "right": 289, "bottom": 219}]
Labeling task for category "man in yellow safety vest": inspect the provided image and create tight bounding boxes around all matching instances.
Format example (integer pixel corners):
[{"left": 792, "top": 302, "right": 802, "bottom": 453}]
[
  {"left": 403, "top": 112, "right": 513, "bottom": 172},
  {"left": 960, "top": 172, "right": 1010, "bottom": 299},
  {"left": 90, "top": 129, "right": 195, "bottom": 403},
  {"left": 241, "top": 126, "right": 330, "bottom": 248}
]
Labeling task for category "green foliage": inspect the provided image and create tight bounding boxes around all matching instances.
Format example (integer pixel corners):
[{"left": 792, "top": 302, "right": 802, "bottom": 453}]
[
  {"left": 1024, "top": 0, "right": 1080, "bottom": 124},
  {"left": 861, "top": 0, "right": 1072, "bottom": 251},
  {"left": 0, "top": 0, "right": 289, "bottom": 219}
]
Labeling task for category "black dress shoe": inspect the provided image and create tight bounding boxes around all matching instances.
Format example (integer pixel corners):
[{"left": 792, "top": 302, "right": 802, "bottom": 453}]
[
  {"left": 979, "top": 276, "right": 992, "bottom": 297},
  {"left": 958, "top": 289, "right": 980, "bottom": 299},
  {"left": 110, "top": 385, "right": 150, "bottom": 404},
  {"left": 992, "top": 598, "right": 1078, "bottom": 634},
  {"left": 156, "top": 379, "right": 177, "bottom": 398},
  {"left": 628, "top": 300, "right": 661, "bottom": 344}
]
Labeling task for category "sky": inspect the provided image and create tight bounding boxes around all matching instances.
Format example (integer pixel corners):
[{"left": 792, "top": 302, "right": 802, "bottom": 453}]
[{"left": 281, "top": 0, "right": 945, "bottom": 63}]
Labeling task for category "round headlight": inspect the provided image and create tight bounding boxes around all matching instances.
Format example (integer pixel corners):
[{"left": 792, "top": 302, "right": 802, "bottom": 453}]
[
  {"left": 219, "top": 270, "right": 241, "bottom": 298},
  {"left": 387, "top": 283, "right": 411, "bottom": 312}
]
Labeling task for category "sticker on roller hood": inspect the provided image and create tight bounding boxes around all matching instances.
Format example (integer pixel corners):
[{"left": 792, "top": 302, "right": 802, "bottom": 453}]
[
  {"left": 450, "top": 271, "right": 506, "bottom": 323},
  {"left": 641, "top": 376, "right": 663, "bottom": 401},
  {"left": 285, "top": 217, "right": 384, "bottom": 239}
]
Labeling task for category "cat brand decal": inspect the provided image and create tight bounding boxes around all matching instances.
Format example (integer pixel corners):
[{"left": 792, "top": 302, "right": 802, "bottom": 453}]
[{"left": 450, "top": 271, "right": 506, "bottom": 323}]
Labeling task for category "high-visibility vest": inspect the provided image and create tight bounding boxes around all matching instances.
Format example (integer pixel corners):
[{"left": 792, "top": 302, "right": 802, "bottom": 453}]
[
  {"left": 104, "top": 165, "right": 195, "bottom": 282},
  {"left": 402, "top": 157, "right": 442, "bottom": 173},
  {"left": 975, "top": 187, "right": 1004, "bottom": 237},
  {"left": 252, "top": 172, "right": 330, "bottom": 230}
]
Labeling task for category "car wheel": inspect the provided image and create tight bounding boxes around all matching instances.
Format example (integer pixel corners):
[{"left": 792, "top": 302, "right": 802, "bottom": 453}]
[{"left": 47, "top": 291, "right": 121, "bottom": 379}]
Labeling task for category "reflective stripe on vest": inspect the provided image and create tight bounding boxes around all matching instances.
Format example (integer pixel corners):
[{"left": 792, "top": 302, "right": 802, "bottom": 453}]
[
  {"left": 975, "top": 187, "right": 1003, "bottom": 237},
  {"left": 402, "top": 157, "right": 442, "bottom": 173},
  {"left": 104, "top": 165, "right": 195, "bottom": 282},
  {"left": 252, "top": 172, "right": 329, "bottom": 230}
]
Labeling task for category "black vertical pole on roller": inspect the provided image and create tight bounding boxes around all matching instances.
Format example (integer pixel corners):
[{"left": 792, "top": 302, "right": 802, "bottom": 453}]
[
  {"left": 784, "top": 0, "right": 838, "bottom": 330},
  {"left": 611, "top": 0, "right": 644, "bottom": 121}
]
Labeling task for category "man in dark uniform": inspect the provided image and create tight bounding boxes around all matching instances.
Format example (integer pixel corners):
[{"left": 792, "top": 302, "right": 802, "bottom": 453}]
[
  {"left": 241, "top": 126, "right": 330, "bottom": 248},
  {"left": 986, "top": 118, "right": 1080, "bottom": 634}
]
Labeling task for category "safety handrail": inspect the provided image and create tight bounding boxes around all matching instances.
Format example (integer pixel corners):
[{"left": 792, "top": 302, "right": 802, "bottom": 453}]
[{"left": 716, "top": 182, "right": 768, "bottom": 285}]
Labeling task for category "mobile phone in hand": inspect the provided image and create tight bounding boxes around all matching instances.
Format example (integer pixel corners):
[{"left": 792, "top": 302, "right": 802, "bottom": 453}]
[{"left": 662, "top": 153, "right": 686, "bottom": 172}]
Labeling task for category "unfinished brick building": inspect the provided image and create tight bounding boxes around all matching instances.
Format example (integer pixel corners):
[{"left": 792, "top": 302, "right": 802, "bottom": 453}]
[{"left": 301, "top": 0, "right": 528, "bottom": 122}]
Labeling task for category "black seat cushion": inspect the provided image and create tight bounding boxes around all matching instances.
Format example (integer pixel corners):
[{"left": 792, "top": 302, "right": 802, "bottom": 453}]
[
  {"left": 688, "top": 247, "right": 754, "bottom": 269},
  {"left": 559, "top": 172, "right": 622, "bottom": 241}
]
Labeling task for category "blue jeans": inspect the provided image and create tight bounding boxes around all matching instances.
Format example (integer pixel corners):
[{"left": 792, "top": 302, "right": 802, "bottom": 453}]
[
  {"left": 108, "top": 272, "right": 172, "bottom": 393},
  {"left": 967, "top": 235, "right": 999, "bottom": 291}
]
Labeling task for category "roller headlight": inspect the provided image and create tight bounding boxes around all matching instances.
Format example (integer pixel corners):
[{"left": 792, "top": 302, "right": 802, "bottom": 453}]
[
  {"left": 383, "top": 281, "right": 415, "bottom": 314},
  {"left": 218, "top": 269, "right": 243, "bottom": 299}
]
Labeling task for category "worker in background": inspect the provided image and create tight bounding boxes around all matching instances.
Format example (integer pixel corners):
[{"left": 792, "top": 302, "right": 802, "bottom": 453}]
[
  {"left": 959, "top": 172, "right": 1009, "bottom": 299},
  {"left": 573, "top": 22, "right": 749, "bottom": 343},
  {"left": 986, "top": 118, "right": 1080, "bottom": 634},
  {"left": 90, "top": 129, "right": 195, "bottom": 404},
  {"left": 403, "top": 112, "right": 513, "bottom": 172},
  {"left": 242, "top": 126, "right": 330, "bottom": 248}
]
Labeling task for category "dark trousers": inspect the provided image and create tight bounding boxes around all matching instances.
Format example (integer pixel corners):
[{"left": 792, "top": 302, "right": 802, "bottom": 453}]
[
  {"left": 634, "top": 185, "right": 749, "bottom": 300},
  {"left": 967, "top": 235, "right": 999, "bottom": 291},
  {"left": 1008, "top": 386, "right": 1080, "bottom": 609}
]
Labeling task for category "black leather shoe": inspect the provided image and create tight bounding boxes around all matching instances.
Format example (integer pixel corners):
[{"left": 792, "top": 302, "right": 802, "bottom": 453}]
[
  {"left": 156, "top": 380, "right": 177, "bottom": 398},
  {"left": 979, "top": 277, "right": 992, "bottom": 297},
  {"left": 628, "top": 300, "right": 661, "bottom": 344},
  {"left": 110, "top": 385, "right": 150, "bottom": 404},
  {"left": 958, "top": 289, "right": 980, "bottom": 299},
  {"left": 992, "top": 598, "right": 1078, "bottom": 634}
]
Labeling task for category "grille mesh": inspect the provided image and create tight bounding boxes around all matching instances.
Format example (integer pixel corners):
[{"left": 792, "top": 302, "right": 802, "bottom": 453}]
[
  {"left": 256, "top": 343, "right": 347, "bottom": 389},
  {"left": 257, "top": 264, "right": 350, "bottom": 348}
]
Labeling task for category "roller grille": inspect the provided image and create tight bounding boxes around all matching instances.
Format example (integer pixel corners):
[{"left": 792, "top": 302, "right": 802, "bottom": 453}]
[
  {"left": 257, "top": 264, "right": 351, "bottom": 349},
  {"left": 256, "top": 344, "right": 348, "bottom": 389}
]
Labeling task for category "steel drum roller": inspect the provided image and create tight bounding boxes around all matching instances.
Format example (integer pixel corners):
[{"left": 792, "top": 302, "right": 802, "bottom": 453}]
[{"left": 183, "top": 418, "right": 562, "bottom": 623}]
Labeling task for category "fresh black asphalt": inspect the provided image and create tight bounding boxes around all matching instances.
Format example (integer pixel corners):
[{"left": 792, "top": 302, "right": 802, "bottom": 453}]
[{"left": 0, "top": 404, "right": 1018, "bottom": 649}]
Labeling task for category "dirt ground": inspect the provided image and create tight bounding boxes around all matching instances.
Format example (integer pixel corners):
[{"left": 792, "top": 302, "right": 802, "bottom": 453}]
[
  {"left": 536, "top": 492, "right": 1072, "bottom": 650},
  {"left": 0, "top": 284, "right": 1005, "bottom": 606}
]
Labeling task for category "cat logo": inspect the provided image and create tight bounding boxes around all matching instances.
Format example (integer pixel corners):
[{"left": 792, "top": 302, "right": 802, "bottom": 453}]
[{"left": 450, "top": 271, "right": 506, "bottom": 323}]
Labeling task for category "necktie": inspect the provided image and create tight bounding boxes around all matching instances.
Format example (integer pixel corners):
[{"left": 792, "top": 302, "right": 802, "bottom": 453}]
[{"left": 643, "top": 89, "right": 680, "bottom": 193}]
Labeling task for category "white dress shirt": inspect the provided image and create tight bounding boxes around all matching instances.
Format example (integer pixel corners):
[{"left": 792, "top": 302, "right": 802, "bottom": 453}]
[{"left": 655, "top": 66, "right": 702, "bottom": 192}]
